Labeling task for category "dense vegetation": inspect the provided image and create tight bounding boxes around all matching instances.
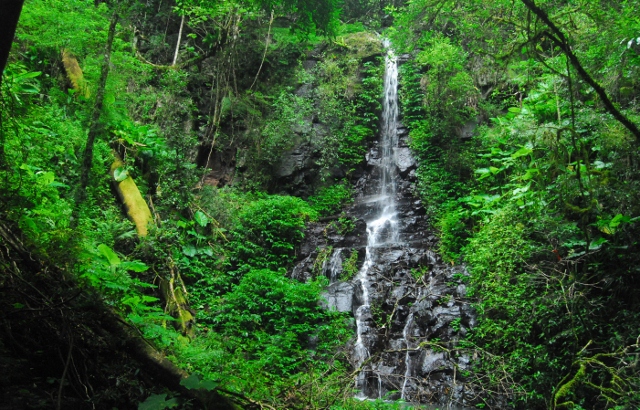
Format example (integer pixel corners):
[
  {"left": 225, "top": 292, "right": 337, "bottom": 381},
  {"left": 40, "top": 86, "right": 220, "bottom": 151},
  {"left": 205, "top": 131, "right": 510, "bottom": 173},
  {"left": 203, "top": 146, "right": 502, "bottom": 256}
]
[
  {"left": 391, "top": 0, "right": 640, "bottom": 408},
  {"left": 1, "top": 0, "right": 639, "bottom": 409}
]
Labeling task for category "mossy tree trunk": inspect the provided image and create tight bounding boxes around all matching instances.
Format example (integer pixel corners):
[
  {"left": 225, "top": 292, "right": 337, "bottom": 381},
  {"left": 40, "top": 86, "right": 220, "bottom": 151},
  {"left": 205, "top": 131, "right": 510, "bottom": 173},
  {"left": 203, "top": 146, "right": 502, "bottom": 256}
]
[
  {"left": 109, "top": 154, "right": 195, "bottom": 336},
  {"left": 77, "top": 10, "right": 118, "bottom": 203}
]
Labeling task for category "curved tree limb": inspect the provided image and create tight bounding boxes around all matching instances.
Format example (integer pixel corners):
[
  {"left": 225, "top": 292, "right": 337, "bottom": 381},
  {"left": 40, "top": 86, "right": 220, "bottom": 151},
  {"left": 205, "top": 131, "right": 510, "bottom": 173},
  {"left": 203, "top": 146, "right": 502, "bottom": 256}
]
[{"left": 520, "top": 0, "right": 640, "bottom": 141}]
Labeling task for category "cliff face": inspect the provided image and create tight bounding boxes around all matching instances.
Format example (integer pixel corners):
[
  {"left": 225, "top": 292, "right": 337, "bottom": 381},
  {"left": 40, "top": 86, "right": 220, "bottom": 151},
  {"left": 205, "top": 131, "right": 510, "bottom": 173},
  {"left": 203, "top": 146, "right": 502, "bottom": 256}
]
[
  {"left": 197, "top": 31, "right": 384, "bottom": 196},
  {"left": 291, "top": 92, "right": 476, "bottom": 406}
]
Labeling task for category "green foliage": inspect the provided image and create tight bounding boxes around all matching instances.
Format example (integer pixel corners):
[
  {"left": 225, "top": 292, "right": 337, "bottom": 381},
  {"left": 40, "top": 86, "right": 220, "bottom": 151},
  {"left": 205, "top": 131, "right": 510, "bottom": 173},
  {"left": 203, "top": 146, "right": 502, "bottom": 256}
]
[
  {"left": 414, "top": 35, "right": 476, "bottom": 134},
  {"left": 435, "top": 202, "right": 469, "bottom": 264},
  {"left": 340, "top": 249, "right": 359, "bottom": 281},
  {"left": 176, "top": 269, "right": 351, "bottom": 400},
  {"left": 252, "top": 0, "right": 341, "bottom": 35},
  {"left": 308, "top": 182, "right": 353, "bottom": 216},
  {"left": 313, "top": 246, "right": 333, "bottom": 275},
  {"left": 7, "top": 0, "right": 640, "bottom": 408},
  {"left": 230, "top": 194, "right": 317, "bottom": 272}
]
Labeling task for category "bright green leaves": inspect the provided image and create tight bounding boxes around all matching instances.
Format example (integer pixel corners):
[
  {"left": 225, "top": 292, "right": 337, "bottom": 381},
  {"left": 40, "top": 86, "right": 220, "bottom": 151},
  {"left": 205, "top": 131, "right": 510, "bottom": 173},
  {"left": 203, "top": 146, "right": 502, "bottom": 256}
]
[
  {"left": 308, "top": 181, "right": 353, "bottom": 217},
  {"left": 113, "top": 167, "right": 129, "bottom": 182},
  {"left": 98, "top": 243, "right": 121, "bottom": 271},
  {"left": 2, "top": 65, "right": 41, "bottom": 106},
  {"left": 413, "top": 35, "right": 477, "bottom": 133},
  {"left": 511, "top": 145, "right": 533, "bottom": 159},
  {"left": 172, "top": 211, "right": 220, "bottom": 260},
  {"left": 231, "top": 194, "right": 317, "bottom": 272},
  {"left": 93, "top": 243, "right": 149, "bottom": 278},
  {"left": 252, "top": 0, "right": 341, "bottom": 35},
  {"left": 193, "top": 210, "right": 209, "bottom": 227},
  {"left": 81, "top": 243, "right": 171, "bottom": 336},
  {"left": 96, "top": 243, "right": 150, "bottom": 274},
  {"left": 474, "top": 166, "right": 501, "bottom": 180},
  {"left": 595, "top": 213, "right": 635, "bottom": 235},
  {"left": 212, "top": 268, "right": 347, "bottom": 375}
]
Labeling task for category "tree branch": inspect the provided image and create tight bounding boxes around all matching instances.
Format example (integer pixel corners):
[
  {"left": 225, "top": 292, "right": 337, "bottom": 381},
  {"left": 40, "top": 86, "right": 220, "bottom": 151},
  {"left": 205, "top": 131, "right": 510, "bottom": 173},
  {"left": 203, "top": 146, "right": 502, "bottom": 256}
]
[{"left": 520, "top": 0, "right": 640, "bottom": 141}]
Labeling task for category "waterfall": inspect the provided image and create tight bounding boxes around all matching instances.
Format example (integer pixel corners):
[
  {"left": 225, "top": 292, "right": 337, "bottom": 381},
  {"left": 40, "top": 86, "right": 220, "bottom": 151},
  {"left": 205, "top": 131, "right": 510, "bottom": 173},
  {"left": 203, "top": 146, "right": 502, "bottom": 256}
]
[
  {"left": 327, "top": 248, "right": 343, "bottom": 283},
  {"left": 353, "top": 41, "right": 401, "bottom": 398},
  {"left": 295, "top": 38, "right": 473, "bottom": 406}
]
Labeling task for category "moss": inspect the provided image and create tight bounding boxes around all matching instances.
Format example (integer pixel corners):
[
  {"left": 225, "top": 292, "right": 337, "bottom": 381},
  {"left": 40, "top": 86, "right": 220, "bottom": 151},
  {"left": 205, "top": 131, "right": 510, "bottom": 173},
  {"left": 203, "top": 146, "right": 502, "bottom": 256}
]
[
  {"left": 554, "top": 362, "right": 586, "bottom": 409},
  {"left": 331, "top": 31, "right": 383, "bottom": 61},
  {"left": 61, "top": 49, "right": 90, "bottom": 98},
  {"left": 110, "top": 155, "right": 153, "bottom": 237}
]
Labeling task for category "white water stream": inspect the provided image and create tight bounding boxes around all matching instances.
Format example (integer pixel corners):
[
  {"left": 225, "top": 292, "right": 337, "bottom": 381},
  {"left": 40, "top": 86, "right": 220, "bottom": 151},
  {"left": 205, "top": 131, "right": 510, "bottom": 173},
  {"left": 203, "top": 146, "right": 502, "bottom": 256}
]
[{"left": 353, "top": 41, "right": 404, "bottom": 398}]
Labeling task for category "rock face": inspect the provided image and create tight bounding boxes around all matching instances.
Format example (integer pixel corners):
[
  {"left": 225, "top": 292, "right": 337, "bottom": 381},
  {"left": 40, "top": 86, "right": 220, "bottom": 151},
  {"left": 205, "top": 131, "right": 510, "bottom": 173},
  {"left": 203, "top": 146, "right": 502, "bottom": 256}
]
[{"left": 291, "top": 46, "right": 475, "bottom": 407}]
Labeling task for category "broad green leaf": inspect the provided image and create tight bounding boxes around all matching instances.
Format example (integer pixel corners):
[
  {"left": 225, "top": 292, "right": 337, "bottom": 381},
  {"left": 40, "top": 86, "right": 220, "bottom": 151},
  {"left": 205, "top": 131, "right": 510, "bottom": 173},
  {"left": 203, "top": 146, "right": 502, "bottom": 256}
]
[
  {"left": 180, "top": 374, "right": 201, "bottom": 390},
  {"left": 138, "top": 393, "right": 179, "bottom": 410},
  {"left": 36, "top": 171, "right": 55, "bottom": 185},
  {"left": 609, "top": 214, "right": 631, "bottom": 229},
  {"left": 182, "top": 244, "right": 197, "bottom": 257},
  {"left": 512, "top": 184, "right": 530, "bottom": 196},
  {"left": 511, "top": 145, "right": 533, "bottom": 159},
  {"left": 18, "top": 84, "right": 40, "bottom": 94},
  {"left": 194, "top": 210, "right": 209, "bottom": 227},
  {"left": 522, "top": 168, "right": 539, "bottom": 180},
  {"left": 98, "top": 244, "right": 121, "bottom": 267},
  {"left": 120, "top": 261, "right": 149, "bottom": 272},
  {"left": 16, "top": 71, "right": 41, "bottom": 80},
  {"left": 198, "top": 246, "right": 214, "bottom": 257},
  {"left": 475, "top": 168, "right": 492, "bottom": 180},
  {"left": 114, "top": 167, "right": 129, "bottom": 182},
  {"left": 200, "top": 379, "right": 219, "bottom": 391}
]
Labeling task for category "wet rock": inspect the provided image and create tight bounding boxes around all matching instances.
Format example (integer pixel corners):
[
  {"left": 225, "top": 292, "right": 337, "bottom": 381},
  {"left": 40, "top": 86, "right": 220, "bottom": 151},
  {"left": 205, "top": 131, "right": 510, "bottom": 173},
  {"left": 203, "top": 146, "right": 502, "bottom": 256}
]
[
  {"left": 420, "top": 350, "right": 450, "bottom": 375},
  {"left": 321, "top": 282, "right": 355, "bottom": 313},
  {"left": 295, "top": 83, "right": 312, "bottom": 97},
  {"left": 277, "top": 143, "right": 314, "bottom": 177},
  {"left": 394, "top": 147, "right": 417, "bottom": 176}
]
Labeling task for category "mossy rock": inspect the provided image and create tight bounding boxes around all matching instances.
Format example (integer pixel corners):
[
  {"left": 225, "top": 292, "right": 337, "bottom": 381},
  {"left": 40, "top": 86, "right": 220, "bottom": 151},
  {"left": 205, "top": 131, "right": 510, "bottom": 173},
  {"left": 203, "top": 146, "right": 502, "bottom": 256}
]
[{"left": 330, "top": 31, "right": 383, "bottom": 61}]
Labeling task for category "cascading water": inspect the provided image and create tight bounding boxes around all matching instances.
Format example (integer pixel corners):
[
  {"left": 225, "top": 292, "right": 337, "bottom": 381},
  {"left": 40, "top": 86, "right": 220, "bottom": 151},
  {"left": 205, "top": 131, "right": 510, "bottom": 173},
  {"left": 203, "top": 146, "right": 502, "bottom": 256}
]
[
  {"left": 353, "top": 41, "right": 401, "bottom": 398},
  {"left": 327, "top": 248, "right": 343, "bottom": 283},
  {"left": 293, "top": 39, "right": 475, "bottom": 407}
]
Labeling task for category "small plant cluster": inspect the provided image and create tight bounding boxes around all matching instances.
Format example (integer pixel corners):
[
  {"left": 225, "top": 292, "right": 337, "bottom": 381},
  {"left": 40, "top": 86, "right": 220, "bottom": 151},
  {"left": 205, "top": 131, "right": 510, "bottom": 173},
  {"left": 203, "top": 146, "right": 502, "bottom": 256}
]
[
  {"left": 340, "top": 249, "right": 360, "bottom": 281},
  {"left": 313, "top": 245, "right": 334, "bottom": 276}
]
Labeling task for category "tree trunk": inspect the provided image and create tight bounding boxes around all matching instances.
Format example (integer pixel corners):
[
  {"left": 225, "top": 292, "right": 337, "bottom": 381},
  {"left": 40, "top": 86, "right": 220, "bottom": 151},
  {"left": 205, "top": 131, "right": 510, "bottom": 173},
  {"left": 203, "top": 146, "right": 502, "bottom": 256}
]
[
  {"left": 77, "top": 11, "right": 118, "bottom": 203},
  {"left": 0, "top": 0, "right": 25, "bottom": 88},
  {"left": 172, "top": 14, "right": 185, "bottom": 66}
]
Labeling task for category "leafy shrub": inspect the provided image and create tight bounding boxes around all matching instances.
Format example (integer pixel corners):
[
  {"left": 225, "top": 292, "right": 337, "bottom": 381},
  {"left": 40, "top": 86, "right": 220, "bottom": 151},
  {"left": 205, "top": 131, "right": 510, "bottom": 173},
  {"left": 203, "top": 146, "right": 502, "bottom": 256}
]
[
  {"left": 340, "top": 249, "right": 359, "bottom": 281},
  {"left": 230, "top": 194, "right": 318, "bottom": 272},
  {"left": 435, "top": 202, "right": 469, "bottom": 264},
  {"left": 179, "top": 269, "right": 351, "bottom": 401},
  {"left": 308, "top": 182, "right": 353, "bottom": 217}
]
